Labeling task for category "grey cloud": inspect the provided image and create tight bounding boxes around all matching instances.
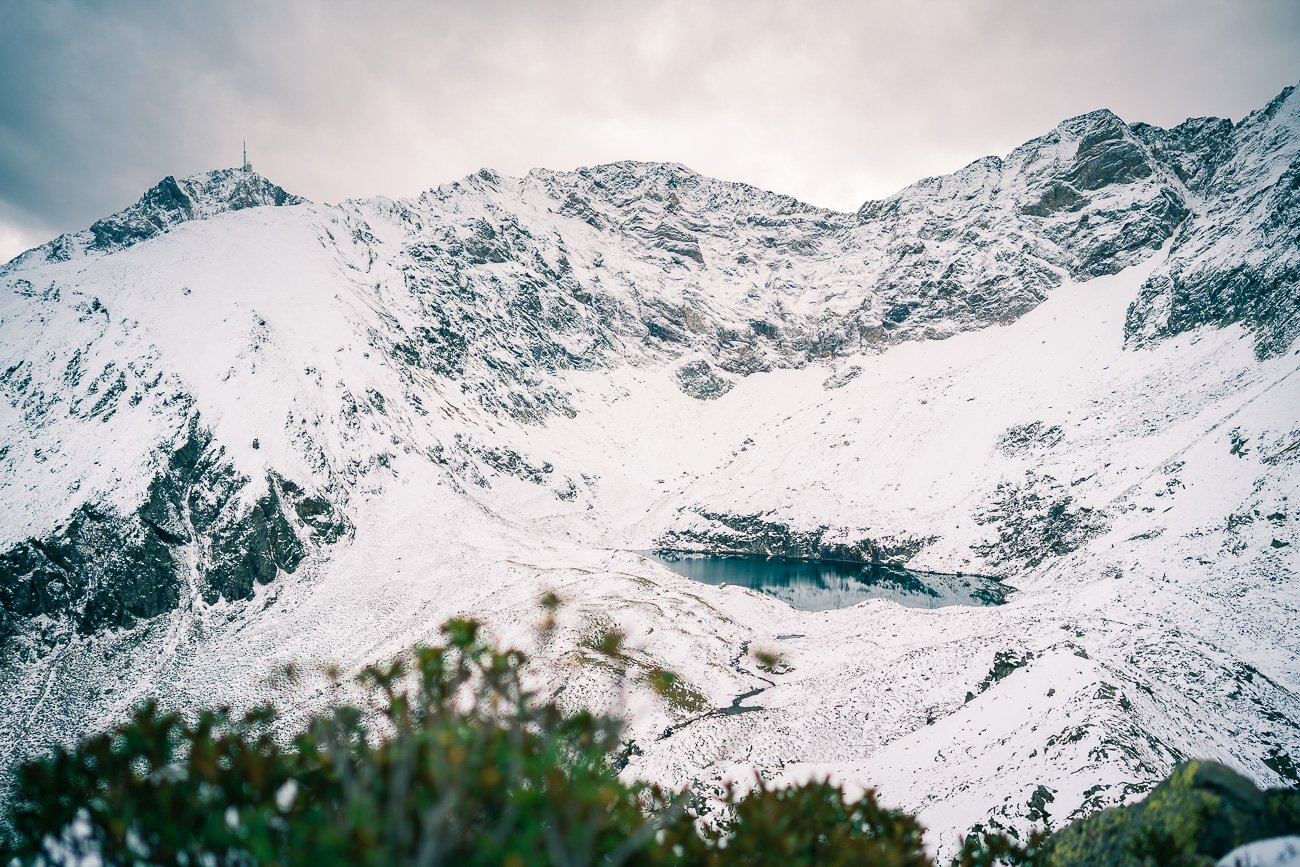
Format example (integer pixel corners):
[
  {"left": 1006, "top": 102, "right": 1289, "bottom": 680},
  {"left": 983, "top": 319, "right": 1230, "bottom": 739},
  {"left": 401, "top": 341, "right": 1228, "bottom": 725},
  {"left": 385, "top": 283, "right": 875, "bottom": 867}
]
[{"left": 1, "top": 0, "right": 1298, "bottom": 260}]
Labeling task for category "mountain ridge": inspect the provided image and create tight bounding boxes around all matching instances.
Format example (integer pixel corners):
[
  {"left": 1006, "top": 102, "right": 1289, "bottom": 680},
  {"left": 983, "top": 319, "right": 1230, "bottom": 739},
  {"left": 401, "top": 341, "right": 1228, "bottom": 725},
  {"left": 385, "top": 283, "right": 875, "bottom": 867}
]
[{"left": 14, "top": 83, "right": 1294, "bottom": 363}]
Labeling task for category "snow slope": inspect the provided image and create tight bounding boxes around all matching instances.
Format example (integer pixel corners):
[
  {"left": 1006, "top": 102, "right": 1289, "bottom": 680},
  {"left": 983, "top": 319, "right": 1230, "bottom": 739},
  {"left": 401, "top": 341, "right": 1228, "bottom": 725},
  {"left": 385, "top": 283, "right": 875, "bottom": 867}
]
[{"left": 0, "top": 84, "right": 1297, "bottom": 855}]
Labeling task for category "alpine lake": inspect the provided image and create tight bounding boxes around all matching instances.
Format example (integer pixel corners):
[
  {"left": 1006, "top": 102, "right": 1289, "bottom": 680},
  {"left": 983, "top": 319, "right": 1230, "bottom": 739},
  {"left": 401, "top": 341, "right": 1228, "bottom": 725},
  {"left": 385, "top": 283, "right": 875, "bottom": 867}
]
[{"left": 647, "top": 551, "right": 1012, "bottom": 611}]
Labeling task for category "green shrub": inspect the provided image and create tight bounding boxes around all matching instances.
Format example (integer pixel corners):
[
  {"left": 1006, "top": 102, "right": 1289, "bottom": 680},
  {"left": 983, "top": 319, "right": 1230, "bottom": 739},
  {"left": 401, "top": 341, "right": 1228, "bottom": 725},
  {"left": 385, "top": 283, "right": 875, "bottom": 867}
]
[
  {"left": 645, "top": 667, "right": 709, "bottom": 716},
  {"left": 694, "top": 780, "right": 932, "bottom": 867}
]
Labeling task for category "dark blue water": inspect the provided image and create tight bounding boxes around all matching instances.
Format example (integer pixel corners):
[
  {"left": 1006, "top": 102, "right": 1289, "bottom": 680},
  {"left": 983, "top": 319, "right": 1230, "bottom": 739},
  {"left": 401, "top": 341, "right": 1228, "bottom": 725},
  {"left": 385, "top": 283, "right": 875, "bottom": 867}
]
[{"left": 648, "top": 552, "right": 1010, "bottom": 611}]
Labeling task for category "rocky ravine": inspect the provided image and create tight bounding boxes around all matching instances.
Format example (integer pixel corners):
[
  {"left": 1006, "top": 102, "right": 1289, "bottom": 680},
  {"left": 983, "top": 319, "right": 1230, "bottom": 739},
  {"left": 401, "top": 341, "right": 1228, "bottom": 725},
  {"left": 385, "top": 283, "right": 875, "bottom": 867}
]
[{"left": 0, "top": 84, "right": 1297, "bottom": 854}]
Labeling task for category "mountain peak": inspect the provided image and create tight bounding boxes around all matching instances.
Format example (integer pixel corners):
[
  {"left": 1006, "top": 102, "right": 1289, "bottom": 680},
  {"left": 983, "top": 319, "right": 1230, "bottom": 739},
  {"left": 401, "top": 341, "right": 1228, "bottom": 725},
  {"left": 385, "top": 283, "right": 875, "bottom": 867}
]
[
  {"left": 3, "top": 168, "right": 304, "bottom": 271},
  {"left": 85, "top": 169, "right": 304, "bottom": 252},
  {"left": 1058, "top": 106, "right": 1126, "bottom": 133}
]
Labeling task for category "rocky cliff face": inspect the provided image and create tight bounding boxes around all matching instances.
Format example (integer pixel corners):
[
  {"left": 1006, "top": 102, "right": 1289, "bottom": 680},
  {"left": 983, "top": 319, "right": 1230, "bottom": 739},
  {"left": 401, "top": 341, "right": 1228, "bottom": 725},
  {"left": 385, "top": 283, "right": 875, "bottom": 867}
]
[
  {"left": 1126, "top": 86, "right": 1300, "bottom": 358},
  {"left": 0, "top": 412, "right": 347, "bottom": 648}
]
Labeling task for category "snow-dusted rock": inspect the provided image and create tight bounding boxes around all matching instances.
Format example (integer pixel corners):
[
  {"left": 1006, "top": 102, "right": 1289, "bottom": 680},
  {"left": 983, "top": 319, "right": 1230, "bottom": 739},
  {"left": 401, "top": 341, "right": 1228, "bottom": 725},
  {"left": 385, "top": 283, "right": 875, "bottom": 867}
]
[
  {"left": 1219, "top": 837, "right": 1300, "bottom": 867},
  {"left": 1127, "top": 85, "right": 1300, "bottom": 357}
]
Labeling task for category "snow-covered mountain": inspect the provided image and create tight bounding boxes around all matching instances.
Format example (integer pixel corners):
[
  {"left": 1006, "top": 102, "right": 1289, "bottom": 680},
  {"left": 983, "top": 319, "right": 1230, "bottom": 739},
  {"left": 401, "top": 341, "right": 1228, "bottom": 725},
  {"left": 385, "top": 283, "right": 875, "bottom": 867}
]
[{"left": 1, "top": 84, "right": 1297, "bottom": 853}]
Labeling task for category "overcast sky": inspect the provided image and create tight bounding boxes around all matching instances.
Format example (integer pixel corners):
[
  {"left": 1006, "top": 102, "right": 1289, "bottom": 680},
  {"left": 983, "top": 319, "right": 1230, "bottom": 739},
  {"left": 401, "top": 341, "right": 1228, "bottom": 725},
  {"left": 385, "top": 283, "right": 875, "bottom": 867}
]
[{"left": 2, "top": 0, "right": 1298, "bottom": 261}]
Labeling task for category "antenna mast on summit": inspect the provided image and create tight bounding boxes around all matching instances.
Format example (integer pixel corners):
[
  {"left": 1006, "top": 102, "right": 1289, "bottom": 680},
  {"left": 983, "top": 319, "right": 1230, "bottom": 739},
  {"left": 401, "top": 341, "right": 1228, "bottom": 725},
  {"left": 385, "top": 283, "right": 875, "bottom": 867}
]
[{"left": 242, "top": 140, "right": 252, "bottom": 173}]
